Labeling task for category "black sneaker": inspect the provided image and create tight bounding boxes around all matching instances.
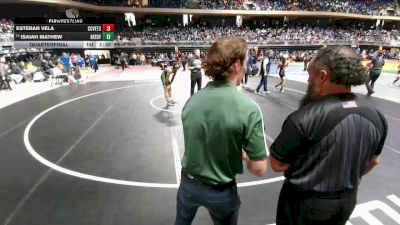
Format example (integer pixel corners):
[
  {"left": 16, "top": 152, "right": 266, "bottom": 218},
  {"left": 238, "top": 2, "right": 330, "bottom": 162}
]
[{"left": 367, "top": 91, "right": 375, "bottom": 96}]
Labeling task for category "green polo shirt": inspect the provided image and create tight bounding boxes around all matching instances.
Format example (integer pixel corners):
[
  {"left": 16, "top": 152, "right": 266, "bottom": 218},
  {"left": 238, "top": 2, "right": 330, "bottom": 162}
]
[{"left": 181, "top": 80, "right": 269, "bottom": 185}]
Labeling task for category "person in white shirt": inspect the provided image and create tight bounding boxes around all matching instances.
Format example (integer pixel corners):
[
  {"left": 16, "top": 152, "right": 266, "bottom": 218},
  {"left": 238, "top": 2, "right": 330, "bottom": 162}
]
[{"left": 255, "top": 50, "right": 273, "bottom": 94}]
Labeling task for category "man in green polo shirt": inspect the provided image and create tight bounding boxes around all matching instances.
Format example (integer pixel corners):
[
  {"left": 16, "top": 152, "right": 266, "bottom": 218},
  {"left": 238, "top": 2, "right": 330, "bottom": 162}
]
[{"left": 175, "top": 37, "right": 269, "bottom": 225}]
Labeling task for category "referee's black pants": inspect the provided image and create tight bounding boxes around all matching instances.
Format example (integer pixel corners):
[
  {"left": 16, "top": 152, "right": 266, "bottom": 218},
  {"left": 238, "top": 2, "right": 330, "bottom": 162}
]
[
  {"left": 276, "top": 182, "right": 357, "bottom": 225},
  {"left": 365, "top": 69, "right": 381, "bottom": 94},
  {"left": 242, "top": 72, "right": 249, "bottom": 85},
  {"left": 190, "top": 73, "right": 202, "bottom": 96}
]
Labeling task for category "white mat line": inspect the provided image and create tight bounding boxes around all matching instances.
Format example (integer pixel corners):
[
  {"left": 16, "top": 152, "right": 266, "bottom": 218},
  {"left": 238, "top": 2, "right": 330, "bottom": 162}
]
[{"left": 172, "top": 137, "right": 182, "bottom": 184}]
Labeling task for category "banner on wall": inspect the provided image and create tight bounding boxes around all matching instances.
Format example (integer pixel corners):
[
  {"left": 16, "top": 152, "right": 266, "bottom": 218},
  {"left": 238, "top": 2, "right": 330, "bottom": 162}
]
[
  {"left": 66, "top": 8, "right": 79, "bottom": 18},
  {"left": 236, "top": 15, "right": 242, "bottom": 27},
  {"left": 125, "top": 13, "right": 136, "bottom": 27},
  {"left": 183, "top": 14, "right": 188, "bottom": 26}
]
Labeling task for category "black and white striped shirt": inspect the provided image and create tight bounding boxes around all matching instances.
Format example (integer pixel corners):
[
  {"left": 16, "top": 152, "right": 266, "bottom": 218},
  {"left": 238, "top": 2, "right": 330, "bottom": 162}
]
[{"left": 271, "top": 93, "right": 388, "bottom": 192}]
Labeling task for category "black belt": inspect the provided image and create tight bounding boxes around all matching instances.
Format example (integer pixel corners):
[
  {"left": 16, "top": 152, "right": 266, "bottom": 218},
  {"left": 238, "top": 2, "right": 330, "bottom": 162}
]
[
  {"left": 284, "top": 181, "right": 357, "bottom": 199},
  {"left": 181, "top": 170, "right": 236, "bottom": 190}
]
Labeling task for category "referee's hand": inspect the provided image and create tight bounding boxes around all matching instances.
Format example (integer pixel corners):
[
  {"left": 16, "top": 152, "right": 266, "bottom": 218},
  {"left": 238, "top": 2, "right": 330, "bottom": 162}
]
[{"left": 242, "top": 151, "right": 248, "bottom": 160}]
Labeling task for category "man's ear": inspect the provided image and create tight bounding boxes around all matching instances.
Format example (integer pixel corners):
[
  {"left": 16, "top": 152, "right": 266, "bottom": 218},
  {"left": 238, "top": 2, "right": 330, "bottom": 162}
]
[
  {"left": 318, "top": 69, "right": 330, "bottom": 85},
  {"left": 233, "top": 59, "right": 241, "bottom": 71}
]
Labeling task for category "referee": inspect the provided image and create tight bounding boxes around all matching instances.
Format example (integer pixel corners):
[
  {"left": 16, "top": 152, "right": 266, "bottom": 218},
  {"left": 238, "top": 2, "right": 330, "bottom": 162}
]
[
  {"left": 365, "top": 51, "right": 385, "bottom": 96},
  {"left": 270, "top": 46, "right": 388, "bottom": 225},
  {"left": 188, "top": 49, "right": 202, "bottom": 96}
]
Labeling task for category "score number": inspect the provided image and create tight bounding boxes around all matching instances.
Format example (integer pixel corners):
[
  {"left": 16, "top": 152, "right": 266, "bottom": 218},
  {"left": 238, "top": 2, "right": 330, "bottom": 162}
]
[
  {"left": 102, "top": 24, "right": 114, "bottom": 32},
  {"left": 102, "top": 32, "right": 115, "bottom": 41},
  {"left": 102, "top": 24, "right": 115, "bottom": 41}
]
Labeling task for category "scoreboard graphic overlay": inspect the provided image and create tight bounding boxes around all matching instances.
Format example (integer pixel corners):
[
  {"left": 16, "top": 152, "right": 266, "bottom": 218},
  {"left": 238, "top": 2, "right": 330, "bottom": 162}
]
[{"left": 14, "top": 18, "right": 115, "bottom": 49}]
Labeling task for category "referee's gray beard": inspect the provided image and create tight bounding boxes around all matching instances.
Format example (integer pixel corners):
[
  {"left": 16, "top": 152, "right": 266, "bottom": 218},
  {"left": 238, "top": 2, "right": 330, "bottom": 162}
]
[{"left": 299, "top": 82, "right": 319, "bottom": 108}]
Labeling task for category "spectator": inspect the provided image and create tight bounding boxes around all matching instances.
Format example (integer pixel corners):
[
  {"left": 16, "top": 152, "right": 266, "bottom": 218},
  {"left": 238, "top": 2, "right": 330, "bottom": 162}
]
[
  {"left": 0, "top": 56, "right": 12, "bottom": 91},
  {"left": 9, "top": 62, "right": 24, "bottom": 84},
  {"left": 176, "top": 37, "right": 268, "bottom": 225},
  {"left": 118, "top": 23, "right": 400, "bottom": 47},
  {"left": 74, "top": 0, "right": 398, "bottom": 16}
]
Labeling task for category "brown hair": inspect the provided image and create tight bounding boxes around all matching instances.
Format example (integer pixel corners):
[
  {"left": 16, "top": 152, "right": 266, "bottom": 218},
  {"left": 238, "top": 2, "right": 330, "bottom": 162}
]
[{"left": 204, "top": 37, "right": 248, "bottom": 80}]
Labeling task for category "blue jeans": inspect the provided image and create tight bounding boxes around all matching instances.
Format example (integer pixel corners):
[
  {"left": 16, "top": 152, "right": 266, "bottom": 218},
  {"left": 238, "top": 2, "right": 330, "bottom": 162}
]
[
  {"left": 175, "top": 174, "right": 241, "bottom": 225},
  {"left": 256, "top": 74, "right": 268, "bottom": 92}
]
